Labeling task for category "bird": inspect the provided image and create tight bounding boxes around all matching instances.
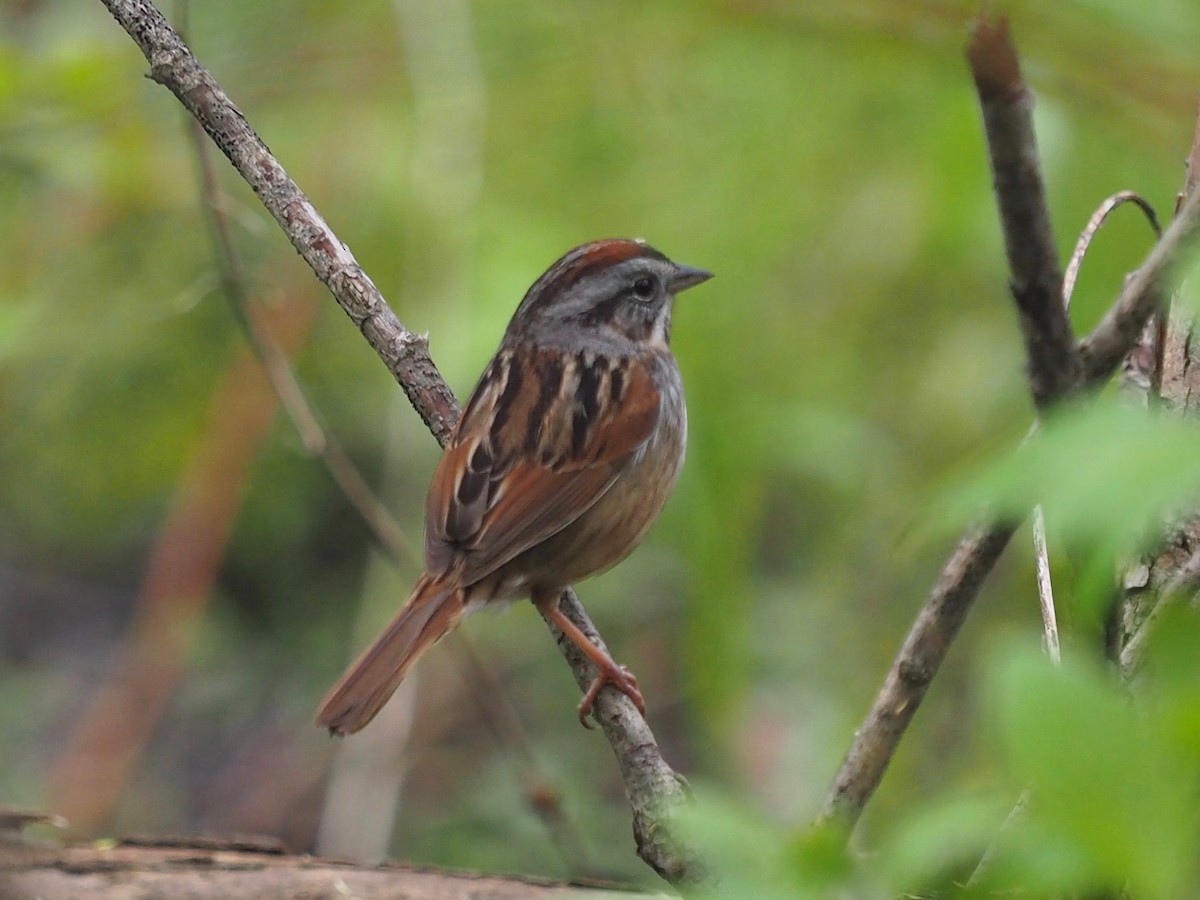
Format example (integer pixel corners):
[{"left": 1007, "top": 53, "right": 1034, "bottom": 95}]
[{"left": 317, "top": 239, "right": 711, "bottom": 734}]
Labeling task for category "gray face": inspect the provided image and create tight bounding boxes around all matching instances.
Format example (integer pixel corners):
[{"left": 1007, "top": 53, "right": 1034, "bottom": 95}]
[
  {"left": 505, "top": 241, "right": 708, "bottom": 352},
  {"left": 561, "top": 255, "right": 681, "bottom": 346}
]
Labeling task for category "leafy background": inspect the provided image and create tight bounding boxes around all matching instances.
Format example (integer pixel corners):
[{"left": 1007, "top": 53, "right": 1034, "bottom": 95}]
[{"left": 3, "top": 0, "right": 1200, "bottom": 894}]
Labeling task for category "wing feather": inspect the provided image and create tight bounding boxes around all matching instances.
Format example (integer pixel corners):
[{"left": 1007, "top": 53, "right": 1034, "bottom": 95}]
[{"left": 424, "top": 348, "right": 659, "bottom": 584}]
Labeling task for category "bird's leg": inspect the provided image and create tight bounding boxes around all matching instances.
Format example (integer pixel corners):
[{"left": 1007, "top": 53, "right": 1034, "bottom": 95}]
[{"left": 535, "top": 593, "right": 646, "bottom": 728}]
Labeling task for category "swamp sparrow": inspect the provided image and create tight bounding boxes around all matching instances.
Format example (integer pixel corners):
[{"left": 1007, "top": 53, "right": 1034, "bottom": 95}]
[{"left": 317, "top": 239, "right": 711, "bottom": 734}]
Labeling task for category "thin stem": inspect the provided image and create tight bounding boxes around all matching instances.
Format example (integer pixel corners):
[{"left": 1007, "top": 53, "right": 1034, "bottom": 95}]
[{"left": 1031, "top": 506, "right": 1061, "bottom": 665}]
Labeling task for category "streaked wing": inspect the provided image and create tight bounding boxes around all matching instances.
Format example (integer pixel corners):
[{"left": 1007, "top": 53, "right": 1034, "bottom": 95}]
[{"left": 424, "top": 347, "right": 659, "bottom": 584}]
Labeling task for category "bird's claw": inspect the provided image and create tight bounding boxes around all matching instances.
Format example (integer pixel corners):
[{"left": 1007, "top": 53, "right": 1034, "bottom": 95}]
[{"left": 577, "top": 664, "right": 645, "bottom": 729}]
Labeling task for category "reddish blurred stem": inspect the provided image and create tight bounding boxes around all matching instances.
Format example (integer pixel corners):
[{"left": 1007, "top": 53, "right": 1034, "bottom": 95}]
[{"left": 44, "top": 297, "right": 315, "bottom": 834}]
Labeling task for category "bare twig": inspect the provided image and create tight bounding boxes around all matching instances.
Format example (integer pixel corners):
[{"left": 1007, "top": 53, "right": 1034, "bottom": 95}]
[
  {"left": 175, "top": 8, "right": 427, "bottom": 860},
  {"left": 822, "top": 15, "right": 1200, "bottom": 833},
  {"left": 965, "top": 789, "right": 1031, "bottom": 889},
  {"left": 98, "top": 0, "right": 695, "bottom": 882},
  {"left": 104, "top": 0, "right": 458, "bottom": 443},
  {"left": 1063, "top": 191, "right": 1162, "bottom": 305},
  {"left": 183, "top": 111, "right": 417, "bottom": 568},
  {"left": 1030, "top": 192, "right": 1160, "bottom": 668},
  {"left": 1184, "top": 99, "right": 1200, "bottom": 201},
  {"left": 537, "top": 593, "right": 700, "bottom": 885},
  {"left": 968, "top": 17, "right": 1080, "bottom": 410},
  {"left": 1030, "top": 506, "right": 1061, "bottom": 665},
  {"left": 822, "top": 16, "right": 1074, "bottom": 829},
  {"left": 986, "top": 503, "right": 1054, "bottom": 889},
  {"left": 1067, "top": 192, "right": 1165, "bottom": 402},
  {"left": 821, "top": 522, "right": 1017, "bottom": 824},
  {"left": 1079, "top": 185, "right": 1200, "bottom": 387},
  {"left": 981, "top": 192, "right": 1153, "bottom": 870}
]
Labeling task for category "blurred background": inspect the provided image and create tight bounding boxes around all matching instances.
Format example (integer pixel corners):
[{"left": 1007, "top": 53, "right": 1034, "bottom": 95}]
[{"left": 1, "top": 0, "right": 1199, "bottom": 890}]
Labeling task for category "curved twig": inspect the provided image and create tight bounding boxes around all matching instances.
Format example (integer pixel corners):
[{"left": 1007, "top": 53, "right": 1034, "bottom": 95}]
[
  {"left": 1063, "top": 191, "right": 1162, "bottom": 307},
  {"left": 1079, "top": 185, "right": 1200, "bottom": 387},
  {"left": 1031, "top": 192, "right": 1160, "bottom": 667}
]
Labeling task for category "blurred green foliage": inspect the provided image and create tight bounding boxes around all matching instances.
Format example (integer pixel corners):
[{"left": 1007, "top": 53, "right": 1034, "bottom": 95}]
[
  {"left": 3, "top": 0, "right": 1200, "bottom": 893},
  {"left": 691, "top": 635, "right": 1200, "bottom": 897}
]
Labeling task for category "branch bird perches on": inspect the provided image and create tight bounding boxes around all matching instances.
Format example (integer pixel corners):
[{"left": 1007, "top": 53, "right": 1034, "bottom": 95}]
[{"left": 97, "top": 0, "right": 698, "bottom": 884}]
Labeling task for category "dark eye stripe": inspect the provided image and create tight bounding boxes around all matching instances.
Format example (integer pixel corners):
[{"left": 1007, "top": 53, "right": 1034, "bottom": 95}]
[
  {"left": 579, "top": 295, "right": 623, "bottom": 328},
  {"left": 512, "top": 240, "right": 672, "bottom": 325}
]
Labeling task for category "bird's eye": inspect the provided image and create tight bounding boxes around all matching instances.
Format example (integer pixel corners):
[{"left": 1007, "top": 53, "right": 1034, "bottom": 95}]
[{"left": 632, "top": 276, "right": 657, "bottom": 300}]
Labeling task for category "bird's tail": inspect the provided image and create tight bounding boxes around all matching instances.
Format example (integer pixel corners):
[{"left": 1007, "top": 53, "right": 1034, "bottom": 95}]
[{"left": 317, "top": 574, "right": 466, "bottom": 735}]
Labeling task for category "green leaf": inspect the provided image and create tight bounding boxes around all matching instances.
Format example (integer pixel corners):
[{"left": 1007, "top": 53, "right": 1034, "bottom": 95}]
[
  {"left": 984, "top": 642, "right": 1197, "bottom": 898},
  {"left": 881, "top": 792, "right": 1009, "bottom": 892},
  {"left": 937, "top": 399, "right": 1200, "bottom": 550}
]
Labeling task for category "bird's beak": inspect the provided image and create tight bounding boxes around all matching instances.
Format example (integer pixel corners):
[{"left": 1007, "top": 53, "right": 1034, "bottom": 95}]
[{"left": 669, "top": 263, "right": 713, "bottom": 293}]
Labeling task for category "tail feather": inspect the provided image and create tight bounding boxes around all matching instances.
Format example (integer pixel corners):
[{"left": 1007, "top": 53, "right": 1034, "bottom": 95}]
[{"left": 317, "top": 575, "right": 466, "bottom": 735}]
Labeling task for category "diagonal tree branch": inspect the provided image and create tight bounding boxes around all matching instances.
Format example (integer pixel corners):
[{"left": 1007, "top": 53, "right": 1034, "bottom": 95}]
[
  {"left": 106, "top": 0, "right": 459, "bottom": 444},
  {"left": 181, "top": 79, "right": 591, "bottom": 871},
  {"left": 968, "top": 17, "right": 1081, "bottom": 410},
  {"left": 821, "top": 14, "right": 1200, "bottom": 831},
  {"left": 98, "top": 0, "right": 696, "bottom": 884},
  {"left": 821, "top": 522, "right": 1017, "bottom": 825},
  {"left": 821, "top": 16, "right": 1070, "bottom": 830}
]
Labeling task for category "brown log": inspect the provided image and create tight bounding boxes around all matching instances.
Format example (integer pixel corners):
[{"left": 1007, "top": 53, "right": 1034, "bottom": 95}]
[{"left": 0, "top": 836, "right": 653, "bottom": 900}]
